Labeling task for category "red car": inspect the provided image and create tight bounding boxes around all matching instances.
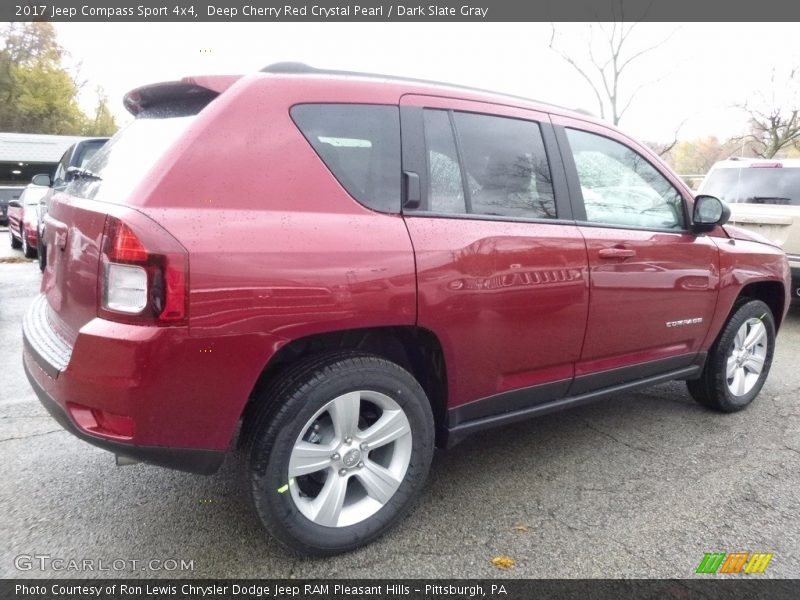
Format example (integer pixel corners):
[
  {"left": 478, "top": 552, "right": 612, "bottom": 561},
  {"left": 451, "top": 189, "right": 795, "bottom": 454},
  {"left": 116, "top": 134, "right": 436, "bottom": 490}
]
[
  {"left": 8, "top": 184, "right": 48, "bottom": 258},
  {"left": 23, "top": 64, "right": 791, "bottom": 555}
]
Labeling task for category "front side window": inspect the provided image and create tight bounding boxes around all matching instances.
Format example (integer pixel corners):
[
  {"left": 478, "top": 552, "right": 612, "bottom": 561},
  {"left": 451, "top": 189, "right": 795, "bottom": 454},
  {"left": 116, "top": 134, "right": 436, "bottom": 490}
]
[
  {"left": 291, "top": 104, "right": 400, "bottom": 213},
  {"left": 566, "top": 128, "right": 685, "bottom": 229}
]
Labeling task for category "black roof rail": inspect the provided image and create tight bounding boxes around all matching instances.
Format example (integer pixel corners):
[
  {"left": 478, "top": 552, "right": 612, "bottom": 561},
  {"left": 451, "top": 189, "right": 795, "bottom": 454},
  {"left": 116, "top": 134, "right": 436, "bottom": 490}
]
[{"left": 260, "top": 62, "right": 596, "bottom": 118}]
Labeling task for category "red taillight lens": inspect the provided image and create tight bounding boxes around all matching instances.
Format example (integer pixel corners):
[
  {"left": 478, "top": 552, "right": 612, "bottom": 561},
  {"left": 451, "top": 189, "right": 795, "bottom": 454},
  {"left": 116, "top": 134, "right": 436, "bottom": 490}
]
[
  {"left": 98, "top": 215, "right": 188, "bottom": 325},
  {"left": 109, "top": 221, "right": 148, "bottom": 262}
]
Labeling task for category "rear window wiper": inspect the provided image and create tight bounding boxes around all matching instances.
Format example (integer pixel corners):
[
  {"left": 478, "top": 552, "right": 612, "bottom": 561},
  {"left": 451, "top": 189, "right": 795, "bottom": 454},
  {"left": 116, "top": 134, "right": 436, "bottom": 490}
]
[
  {"left": 750, "top": 196, "right": 791, "bottom": 204},
  {"left": 66, "top": 166, "right": 102, "bottom": 181}
]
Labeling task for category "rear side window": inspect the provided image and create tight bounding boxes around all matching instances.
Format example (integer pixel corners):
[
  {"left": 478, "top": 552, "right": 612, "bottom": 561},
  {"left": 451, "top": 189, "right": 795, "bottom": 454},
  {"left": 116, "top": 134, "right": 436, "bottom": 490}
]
[
  {"left": 291, "top": 104, "right": 401, "bottom": 213},
  {"left": 415, "top": 109, "right": 556, "bottom": 220},
  {"left": 423, "top": 110, "right": 466, "bottom": 214},
  {"left": 453, "top": 112, "right": 556, "bottom": 219},
  {"left": 702, "top": 167, "right": 800, "bottom": 206}
]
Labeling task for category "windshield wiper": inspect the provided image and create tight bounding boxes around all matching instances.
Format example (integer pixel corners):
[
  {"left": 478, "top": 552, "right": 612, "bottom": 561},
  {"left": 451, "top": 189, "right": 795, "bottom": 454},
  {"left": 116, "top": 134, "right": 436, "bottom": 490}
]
[{"left": 66, "top": 166, "right": 102, "bottom": 181}]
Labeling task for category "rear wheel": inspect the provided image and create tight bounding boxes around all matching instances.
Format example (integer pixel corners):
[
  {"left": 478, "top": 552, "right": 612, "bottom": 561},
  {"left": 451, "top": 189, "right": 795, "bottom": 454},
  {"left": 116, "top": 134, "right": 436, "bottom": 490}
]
[
  {"left": 687, "top": 299, "right": 775, "bottom": 412},
  {"left": 21, "top": 227, "right": 36, "bottom": 259},
  {"left": 244, "top": 352, "right": 434, "bottom": 555},
  {"left": 9, "top": 225, "right": 21, "bottom": 249},
  {"left": 37, "top": 237, "right": 46, "bottom": 271}
]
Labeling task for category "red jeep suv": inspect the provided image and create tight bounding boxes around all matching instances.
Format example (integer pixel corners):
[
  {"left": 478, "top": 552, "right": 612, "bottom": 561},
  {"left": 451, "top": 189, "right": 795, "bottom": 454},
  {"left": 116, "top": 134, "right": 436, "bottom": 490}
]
[{"left": 23, "top": 64, "right": 791, "bottom": 555}]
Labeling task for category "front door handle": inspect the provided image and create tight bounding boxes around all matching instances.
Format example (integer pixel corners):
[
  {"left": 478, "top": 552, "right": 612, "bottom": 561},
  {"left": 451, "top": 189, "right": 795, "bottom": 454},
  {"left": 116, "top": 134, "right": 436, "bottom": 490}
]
[{"left": 598, "top": 247, "right": 636, "bottom": 259}]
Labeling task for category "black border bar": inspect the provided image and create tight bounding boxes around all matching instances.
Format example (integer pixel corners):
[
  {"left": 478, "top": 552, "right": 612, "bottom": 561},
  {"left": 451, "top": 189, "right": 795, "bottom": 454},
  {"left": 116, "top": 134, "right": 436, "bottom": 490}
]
[
  {"left": 4, "top": 579, "right": 800, "bottom": 600},
  {"left": 5, "top": 0, "right": 800, "bottom": 22}
]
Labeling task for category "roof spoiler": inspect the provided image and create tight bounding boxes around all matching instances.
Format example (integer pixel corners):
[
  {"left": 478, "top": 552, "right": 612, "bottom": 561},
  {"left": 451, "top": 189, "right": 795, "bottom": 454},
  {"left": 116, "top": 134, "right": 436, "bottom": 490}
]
[{"left": 123, "top": 75, "right": 241, "bottom": 116}]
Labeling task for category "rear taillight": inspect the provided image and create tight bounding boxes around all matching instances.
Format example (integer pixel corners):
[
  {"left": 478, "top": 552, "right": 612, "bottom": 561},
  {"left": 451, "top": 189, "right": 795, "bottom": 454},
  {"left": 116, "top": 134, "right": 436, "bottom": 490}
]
[{"left": 98, "top": 215, "right": 188, "bottom": 325}]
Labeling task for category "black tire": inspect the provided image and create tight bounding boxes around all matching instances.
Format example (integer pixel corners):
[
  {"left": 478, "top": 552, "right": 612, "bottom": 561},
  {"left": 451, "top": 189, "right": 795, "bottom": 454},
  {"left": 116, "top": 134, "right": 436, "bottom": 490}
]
[
  {"left": 9, "top": 226, "right": 21, "bottom": 249},
  {"left": 687, "top": 299, "right": 775, "bottom": 412},
  {"left": 22, "top": 227, "right": 36, "bottom": 259},
  {"left": 243, "top": 352, "right": 434, "bottom": 556},
  {"left": 37, "top": 238, "right": 46, "bottom": 272}
]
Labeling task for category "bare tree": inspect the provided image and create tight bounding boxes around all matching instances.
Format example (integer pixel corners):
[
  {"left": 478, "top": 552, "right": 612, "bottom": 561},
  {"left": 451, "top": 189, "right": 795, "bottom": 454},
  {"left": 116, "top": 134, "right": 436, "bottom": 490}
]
[
  {"left": 733, "top": 68, "right": 800, "bottom": 159},
  {"left": 548, "top": 20, "right": 677, "bottom": 126}
]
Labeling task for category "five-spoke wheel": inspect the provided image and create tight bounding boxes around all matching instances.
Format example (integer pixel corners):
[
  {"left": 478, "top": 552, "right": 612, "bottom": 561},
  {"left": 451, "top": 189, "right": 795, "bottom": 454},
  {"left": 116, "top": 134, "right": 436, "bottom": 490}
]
[
  {"left": 688, "top": 299, "right": 775, "bottom": 412},
  {"left": 244, "top": 352, "right": 434, "bottom": 555}
]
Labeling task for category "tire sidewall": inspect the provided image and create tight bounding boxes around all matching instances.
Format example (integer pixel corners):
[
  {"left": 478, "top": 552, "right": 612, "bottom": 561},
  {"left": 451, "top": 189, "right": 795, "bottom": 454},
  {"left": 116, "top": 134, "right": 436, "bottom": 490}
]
[
  {"left": 249, "top": 359, "right": 434, "bottom": 554},
  {"left": 710, "top": 300, "right": 775, "bottom": 410}
]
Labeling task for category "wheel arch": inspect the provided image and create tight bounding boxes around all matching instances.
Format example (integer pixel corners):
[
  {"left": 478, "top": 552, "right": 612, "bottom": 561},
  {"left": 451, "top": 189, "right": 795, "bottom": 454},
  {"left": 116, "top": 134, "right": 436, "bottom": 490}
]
[
  {"left": 242, "top": 325, "right": 450, "bottom": 447},
  {"left": 737, "top": 280, "right": 786, "bottom": 331}
]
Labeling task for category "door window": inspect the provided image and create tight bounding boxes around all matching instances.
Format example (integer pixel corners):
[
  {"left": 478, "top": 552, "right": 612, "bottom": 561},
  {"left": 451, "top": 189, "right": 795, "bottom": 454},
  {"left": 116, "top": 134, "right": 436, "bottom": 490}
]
[
  {"left": 417, "top": 109, "right": 556, "bottom": 220},
  {"left": 423, "top": 109, "right": 466, "bottom": 214},
  {"left": 453, "top": 112, "right": 556, "bottom": 219},
  {"left": 566, "top": 128, "right": 685, "bottom": 229}
]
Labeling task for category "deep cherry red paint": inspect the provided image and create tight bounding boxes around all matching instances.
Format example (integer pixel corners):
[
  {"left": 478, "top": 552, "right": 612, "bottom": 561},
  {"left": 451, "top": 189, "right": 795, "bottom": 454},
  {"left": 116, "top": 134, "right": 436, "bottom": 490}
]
[{"left": 22, "top": 71, "right": 792, "bottom": 460}]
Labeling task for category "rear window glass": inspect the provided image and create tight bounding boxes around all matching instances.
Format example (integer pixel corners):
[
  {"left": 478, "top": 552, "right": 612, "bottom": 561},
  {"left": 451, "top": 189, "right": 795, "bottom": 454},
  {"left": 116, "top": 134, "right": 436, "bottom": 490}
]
[
  {"left": 66, "top": 116, "right": 195, "bottom": 204},
  {"left": 291, "top": 104, "right": 401, "bottom": 213},
  {"left": 76, "top": 142, "right": 104, "bottom": 168},
  {"left": 702, "top": 167, "right": 800, "bottom": 206}
]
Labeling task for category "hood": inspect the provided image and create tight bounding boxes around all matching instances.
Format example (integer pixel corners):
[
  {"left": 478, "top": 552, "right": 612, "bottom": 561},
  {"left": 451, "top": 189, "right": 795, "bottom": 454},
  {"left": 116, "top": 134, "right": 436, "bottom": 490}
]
[{"left": 722, "top": 224, "right": 782, "bottom": 248}]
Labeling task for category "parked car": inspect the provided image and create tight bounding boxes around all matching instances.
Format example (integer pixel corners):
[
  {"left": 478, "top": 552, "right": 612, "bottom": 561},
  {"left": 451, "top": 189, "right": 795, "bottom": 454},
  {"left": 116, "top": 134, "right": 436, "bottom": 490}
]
[
  {"left": 23, "top": 64, "right": 791, "bottom": 556},
  {"left": 7, "top": 184, "right": 48, "bottom": 258},
  {"left": 33, "top": 137, "right": 109, "bottom": 271},
  {"left": 699, "top": 158, "right": 800, "bottom": 302},
  {"left": 0, "top": 185, "right": 24, "bottom": 226}
]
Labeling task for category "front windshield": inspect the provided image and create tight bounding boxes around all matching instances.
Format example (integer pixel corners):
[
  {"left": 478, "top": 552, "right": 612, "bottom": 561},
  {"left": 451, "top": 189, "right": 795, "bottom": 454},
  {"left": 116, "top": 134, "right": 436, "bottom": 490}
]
[{"left": 702, "top": 167, "right": 800, "bottom": 205}]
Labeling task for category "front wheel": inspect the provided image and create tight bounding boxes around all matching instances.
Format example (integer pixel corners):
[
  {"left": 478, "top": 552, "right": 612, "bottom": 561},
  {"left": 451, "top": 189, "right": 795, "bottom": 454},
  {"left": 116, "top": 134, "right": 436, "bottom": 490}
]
[
  {"left": 244, "top": 352, "right": 434, "bottom": 556},
  {"left": 687, "top": 299, "right": 775, "bottom": 412}
]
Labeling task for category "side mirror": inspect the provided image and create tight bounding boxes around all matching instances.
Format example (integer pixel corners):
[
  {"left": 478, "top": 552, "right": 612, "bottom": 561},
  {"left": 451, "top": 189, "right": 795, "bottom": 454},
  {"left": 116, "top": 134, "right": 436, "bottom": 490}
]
[
  {"left": 32, "top": 174, "right": 51, "bottom": 187},
  {"left": 692, "top": 194, "right": 730, "bottom": 233},
  {"left": 8, "top": 200, "right": 21, "bottom": 208}
]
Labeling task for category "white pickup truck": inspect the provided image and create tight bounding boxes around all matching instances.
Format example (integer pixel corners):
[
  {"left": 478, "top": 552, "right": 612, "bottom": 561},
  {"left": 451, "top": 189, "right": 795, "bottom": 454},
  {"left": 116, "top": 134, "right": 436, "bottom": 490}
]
[{"left": 699, "top": 158, "right": 800, "bottom": 301}]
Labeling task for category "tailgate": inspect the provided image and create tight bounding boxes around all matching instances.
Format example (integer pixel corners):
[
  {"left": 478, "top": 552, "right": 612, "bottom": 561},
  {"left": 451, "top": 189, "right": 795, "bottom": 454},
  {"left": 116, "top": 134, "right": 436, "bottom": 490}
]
[
  {"left": 41, "top": 194, "right": 108, "bottom": 346},
  {"left": 728, "top": 204, "right": 798, "bottom": 249}
]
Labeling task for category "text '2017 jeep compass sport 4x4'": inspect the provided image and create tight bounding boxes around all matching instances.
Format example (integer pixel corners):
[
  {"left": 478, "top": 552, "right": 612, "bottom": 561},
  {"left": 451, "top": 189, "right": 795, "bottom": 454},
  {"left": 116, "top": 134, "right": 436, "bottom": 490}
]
[{"left": 23, "top": 64, "right": 791, "bottom": 555}]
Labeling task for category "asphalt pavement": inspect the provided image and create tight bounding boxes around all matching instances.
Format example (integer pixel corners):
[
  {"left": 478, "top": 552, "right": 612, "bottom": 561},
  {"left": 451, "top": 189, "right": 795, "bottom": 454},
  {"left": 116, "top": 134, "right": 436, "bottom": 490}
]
[{"left": 1, "top": 230, "right": 798, "bottom": 578}]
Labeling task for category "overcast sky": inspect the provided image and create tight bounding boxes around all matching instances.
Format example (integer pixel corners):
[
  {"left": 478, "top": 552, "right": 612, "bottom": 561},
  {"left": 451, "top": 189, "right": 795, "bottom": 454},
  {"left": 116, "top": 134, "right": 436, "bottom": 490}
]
[{"left": 52, "top": 22, "right": 799, "bottom": 143}]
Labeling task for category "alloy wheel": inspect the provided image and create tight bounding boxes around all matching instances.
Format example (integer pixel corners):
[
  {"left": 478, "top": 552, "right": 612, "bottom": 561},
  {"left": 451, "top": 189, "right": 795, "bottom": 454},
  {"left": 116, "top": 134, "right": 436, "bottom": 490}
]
[
  {"left": 288, "top": 390, "right": 412, "bottom": 528},
  {"left": 726, "top": 318, "right": 767, "bottom": 397}
]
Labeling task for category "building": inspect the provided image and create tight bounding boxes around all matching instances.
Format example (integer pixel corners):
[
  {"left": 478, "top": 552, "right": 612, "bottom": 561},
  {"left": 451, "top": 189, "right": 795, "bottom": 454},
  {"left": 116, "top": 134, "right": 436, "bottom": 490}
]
[{"left": 0, "top": 132, "right": 91, "bottom": 185}]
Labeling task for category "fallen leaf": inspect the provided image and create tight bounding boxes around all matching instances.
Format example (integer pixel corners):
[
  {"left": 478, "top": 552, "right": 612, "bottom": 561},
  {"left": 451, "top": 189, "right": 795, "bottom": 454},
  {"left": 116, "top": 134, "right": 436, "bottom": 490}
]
[{"left": 491, "top": 556, "right": 516, "bottom": 570}]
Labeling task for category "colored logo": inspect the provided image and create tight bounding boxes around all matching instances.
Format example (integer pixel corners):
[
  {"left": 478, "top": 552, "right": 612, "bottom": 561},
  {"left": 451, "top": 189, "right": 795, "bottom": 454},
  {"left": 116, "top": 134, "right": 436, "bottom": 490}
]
[{"left": 696, "top": 552, "right": 773, "bottom": 574}]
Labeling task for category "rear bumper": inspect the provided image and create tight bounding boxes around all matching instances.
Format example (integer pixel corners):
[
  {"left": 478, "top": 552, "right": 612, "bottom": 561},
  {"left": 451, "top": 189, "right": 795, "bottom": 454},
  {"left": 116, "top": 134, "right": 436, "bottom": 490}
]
[
  {"left": 23, "top": 360, "right": 224, "bottom": 475},
  {"left": 21, "top": 293, "right": 238, "bottom": 475}
]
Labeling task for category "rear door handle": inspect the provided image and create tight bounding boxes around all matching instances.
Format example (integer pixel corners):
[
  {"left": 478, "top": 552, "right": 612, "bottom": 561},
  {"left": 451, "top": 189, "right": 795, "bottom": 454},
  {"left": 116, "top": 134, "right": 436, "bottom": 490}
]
[{"left": 598, "top": 247, "right": 636, "bottom": 259}]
